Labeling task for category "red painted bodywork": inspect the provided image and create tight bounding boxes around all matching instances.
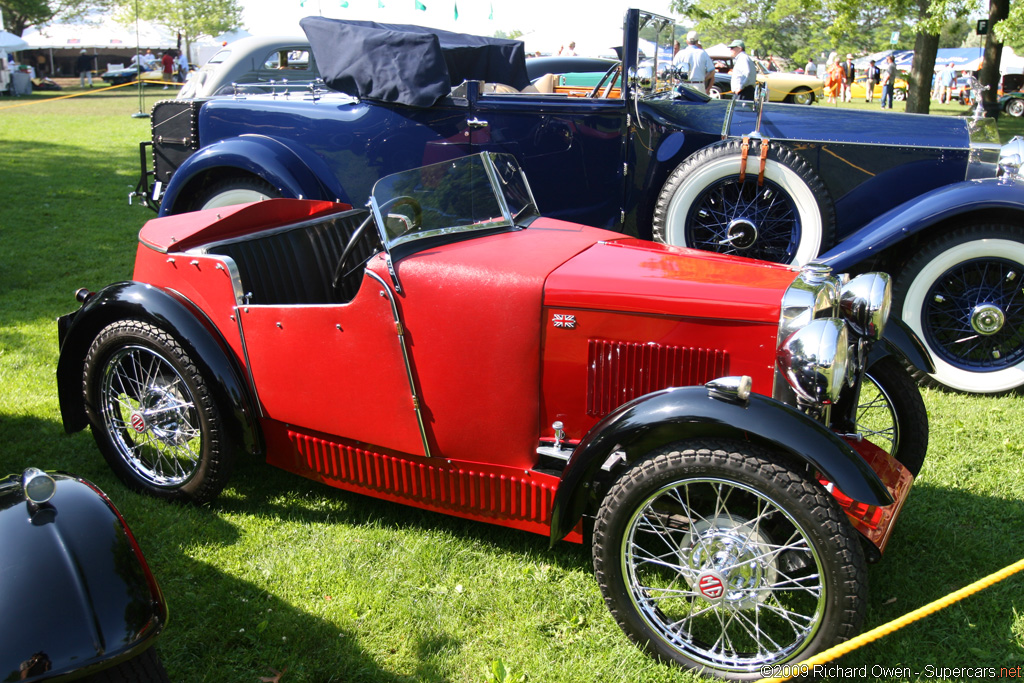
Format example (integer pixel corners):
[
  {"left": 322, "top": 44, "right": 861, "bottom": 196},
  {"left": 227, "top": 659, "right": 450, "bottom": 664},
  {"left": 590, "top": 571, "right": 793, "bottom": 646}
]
[{"left": 132, "top": 200, "right": 909, "bottom": 548}]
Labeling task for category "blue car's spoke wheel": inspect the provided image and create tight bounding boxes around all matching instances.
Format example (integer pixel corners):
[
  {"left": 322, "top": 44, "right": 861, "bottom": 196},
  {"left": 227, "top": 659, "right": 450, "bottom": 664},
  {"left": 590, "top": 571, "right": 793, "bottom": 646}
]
[
  {"left": 83, "top": 319, "right": 233, "bottom": 503},
  {"left": 653, "top": 139, "right": 834, "bottom": 266},
  {"left": 897, "top": 225, "right": 1024, "bottom": 393},
  {"left": 593, "top": 440, "right": 866, "bottom": 680}
]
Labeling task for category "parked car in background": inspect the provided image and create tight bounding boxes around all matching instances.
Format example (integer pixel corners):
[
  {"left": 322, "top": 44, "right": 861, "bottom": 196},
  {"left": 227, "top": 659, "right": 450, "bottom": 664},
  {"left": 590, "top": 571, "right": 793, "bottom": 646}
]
[
  {"left": 755, "top": 60, "right": 822, "bottom": 104},
  {"left": 1, "top": 468, "right": 168, "bottom": 681},
  {"left": 177, "top": 35, "right": 318, "bottom": 99},
  {"left": 132, "top": 9, "right": 1024, "bottom": 394},
  {"left": 101, "top": 62, "right": 165, "bottom": 86},
  {"left": 62, "top": 151, "right": 929, "bottom": 680},
  {"left": 850, "top": 74, "right": 908, "bottom": 100},
  {"left": 999, "top": 90, "right": 1024, "bottom": 117}
]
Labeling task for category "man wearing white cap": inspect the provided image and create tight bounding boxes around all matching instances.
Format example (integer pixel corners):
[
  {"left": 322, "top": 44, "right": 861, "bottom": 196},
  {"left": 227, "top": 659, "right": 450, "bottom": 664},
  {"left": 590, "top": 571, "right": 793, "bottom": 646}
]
[
  {"left": 729, "top": 39, "right": 757, "bottom": 100},
  {"left": 672, "top": 30, "right": 714, "bottom": 94},
  {"left": 76, "top": 49, "right": 95, "bottom": 88}
]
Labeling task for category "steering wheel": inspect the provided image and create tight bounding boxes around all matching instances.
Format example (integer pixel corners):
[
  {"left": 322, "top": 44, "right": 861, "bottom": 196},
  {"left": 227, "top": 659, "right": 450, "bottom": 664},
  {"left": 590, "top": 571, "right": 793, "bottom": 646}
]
[
  {"left": 588, "top": 62, "right": 622, "bottom": 98},
  {"left": 380, "top": 195, "right": 423, "bottom": 239},
  {"left": 331, "top": 213, "right": 377, "bottom": 301}
]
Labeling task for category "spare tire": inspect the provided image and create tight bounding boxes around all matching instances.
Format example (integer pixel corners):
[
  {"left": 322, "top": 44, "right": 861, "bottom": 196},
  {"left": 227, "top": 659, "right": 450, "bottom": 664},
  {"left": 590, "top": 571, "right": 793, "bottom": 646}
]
[{"left": 653, "top": 139, "right": 835, "bottom": 265}]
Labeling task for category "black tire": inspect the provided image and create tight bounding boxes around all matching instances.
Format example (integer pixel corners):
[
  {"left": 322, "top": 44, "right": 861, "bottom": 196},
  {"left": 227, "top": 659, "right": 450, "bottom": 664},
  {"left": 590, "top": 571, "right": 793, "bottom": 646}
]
[
  {"left": 859, "top": 356, "right": 928, "bottom": 476},
  {"left": 653, "top": 139, "right": 835, "bottom": 265},
  {"left": 1007, "top": 98, "right": 1024, "bottom": 117},
  {"left": 787, "top": 87, "right": 815, "bottom": 105},
  {"left": 83, "top": 647, "right": 170, "bottom": 683},
  {"left": 894, "top": 88, "right": 906, "bottom": 101},
  {"left": 707, "top": 84, "right": 722, "bottom": 99},
  {"left": 894, "top": 224, "right": 1024, "bottom": 394},
  {"left": 190, "top": 175, "right": 279, "bottom": 212},
  {"left": 593, "top": 440, "right": 866, "bottom": 680},
  {"left": 83, "top": 319, "right": 233, "bottom": 504}
]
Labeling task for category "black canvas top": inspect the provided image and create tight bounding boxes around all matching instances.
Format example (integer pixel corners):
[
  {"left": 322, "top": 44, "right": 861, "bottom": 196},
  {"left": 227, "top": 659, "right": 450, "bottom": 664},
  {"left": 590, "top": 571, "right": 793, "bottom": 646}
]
[{"left": 300, "top": 16, "right": 529, "bottom": 108}]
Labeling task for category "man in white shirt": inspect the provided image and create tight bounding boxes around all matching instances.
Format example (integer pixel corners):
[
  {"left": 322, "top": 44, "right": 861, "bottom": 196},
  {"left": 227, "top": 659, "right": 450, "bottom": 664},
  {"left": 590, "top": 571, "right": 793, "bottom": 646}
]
[
  {"left": 729, "top": 39, "right": 757, "bottom": 100},
  {"left": 672, "top": 30, "right": 714, "bottom": 94}
]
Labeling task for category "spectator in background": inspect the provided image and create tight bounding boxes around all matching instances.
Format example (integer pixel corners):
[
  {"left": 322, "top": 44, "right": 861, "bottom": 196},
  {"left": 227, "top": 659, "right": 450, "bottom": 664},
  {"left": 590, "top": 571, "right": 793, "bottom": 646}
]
[
  {"left": 841, "top": 54, "right": 855, "bottom": 102},
  {"left": 805, "top": 58, "right": 817, "bottom": 77},
  {"left": 824, "top": 52, "right": 844, "bottom": 104},
  {"left": 161, "top": 50, "right": 175, "bottom": 89},
  {"left": 558, "top": 41, "right": 577, "bottom": 56},
  {"left": 76, "top": 49, "right": 95, "bottom": 88},
  {"left": 729, "top": 39, "right": 757, "bottom": 100},
  {"left": 880, "top": 54, "right": 897, "bottom": 108},
  {"left": 673, "top": 30, "right": 715, "bottom": 94},
  {"left": 177, "top": 50, "right": 189, "bottom": 83},
  {"left": 35, "top": 53, "right": 47, "bottom": 77},
  {"left": 141, "top": 49, "right": 156, "bottom": 67},
  {"left": 937, "top": 62, "right": 956, "bottom": 103},
  {"left": 864, "top": 59, "right": 880, "bottom": 103}
]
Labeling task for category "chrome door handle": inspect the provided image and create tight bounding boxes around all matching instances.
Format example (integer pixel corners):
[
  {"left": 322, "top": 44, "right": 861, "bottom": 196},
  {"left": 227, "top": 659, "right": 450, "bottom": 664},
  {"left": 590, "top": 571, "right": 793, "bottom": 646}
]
[{"left": 467, "top": 117, "right": 488, "bottom": 129}]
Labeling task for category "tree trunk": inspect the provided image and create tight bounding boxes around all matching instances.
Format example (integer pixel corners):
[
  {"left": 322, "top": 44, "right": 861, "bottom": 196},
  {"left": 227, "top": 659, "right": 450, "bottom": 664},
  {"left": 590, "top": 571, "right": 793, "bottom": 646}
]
[
  {"left": 906, "top": 31, "right": 939, "bottom": 114},
  {"left": 980, "top": 0, "right": 1009, "bottom": 118}
]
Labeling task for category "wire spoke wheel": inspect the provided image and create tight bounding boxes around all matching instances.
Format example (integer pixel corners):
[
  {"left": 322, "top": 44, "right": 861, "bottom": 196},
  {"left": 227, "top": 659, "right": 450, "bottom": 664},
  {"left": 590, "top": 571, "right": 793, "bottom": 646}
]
[
  {"left": 84, "top": 319, "right": 233, "bottom": 503},
  {"left": 594, "top": 441, "right": 865, "bottom": 679},
  {"left": 623, "top": 477, "right": 824, "bottom": 670},
  {"left": 100, "top": 344, "right": 202, "bottom": 488}
]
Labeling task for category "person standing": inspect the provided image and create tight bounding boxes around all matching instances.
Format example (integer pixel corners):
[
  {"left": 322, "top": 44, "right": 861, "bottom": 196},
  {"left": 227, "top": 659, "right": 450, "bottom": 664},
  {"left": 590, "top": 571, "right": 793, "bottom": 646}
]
[
  {"left": 937, "top": 62, "right": 955, "bottom": 103},
  {"left": 864, "top": 59, "right": 880, "bottom": 102},
  {"left": 804, "top": 58, "right": 817, "bottom": 77},
  {"left": 841, "top": 54, "right": 855, "bottom": 102},
  {"left": 880, "top": 54, "right": 897, "bottom": 109},
  {"left": 76, "top": 49, "right": 95, "bottom": 88},
  {"left": 177, "top": 50, "right": 189, "bottom": 83},
  {"left": 729, "top": 39, "right": 757, "bottom": 100},
  {"left": 673, "top": 30, "right": 715, "bottom": 94},
  {"left": 161, "top": 50, "right": 175, "bottom": 89},
  {"left": 824, "top": 52, "right": 844, "bottom": 104}
]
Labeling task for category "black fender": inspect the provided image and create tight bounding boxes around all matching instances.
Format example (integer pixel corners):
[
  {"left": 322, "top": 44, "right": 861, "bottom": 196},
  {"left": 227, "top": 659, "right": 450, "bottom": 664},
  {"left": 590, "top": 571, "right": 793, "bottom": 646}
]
[
  {"left": 56, "top": 281, "right": 262, "bottom": 456},
  {"left": 0, "top": 472, "right": 166, "bottom": 680},
  {"left": 549, "top": 386, "right": 893, "bottom": 545},
  {"left": 867, "top": 316, "right": 935, "bottom": 374}
]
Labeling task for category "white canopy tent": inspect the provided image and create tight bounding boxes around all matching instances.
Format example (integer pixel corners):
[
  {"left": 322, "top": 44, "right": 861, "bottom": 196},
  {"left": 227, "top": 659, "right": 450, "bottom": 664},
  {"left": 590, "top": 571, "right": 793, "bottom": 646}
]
[
  {"left": 22, "top": 18, "right": 175, "bottom": 50},
  {"left": 0, "top": 29, "right": 29, "bottom": 51}
]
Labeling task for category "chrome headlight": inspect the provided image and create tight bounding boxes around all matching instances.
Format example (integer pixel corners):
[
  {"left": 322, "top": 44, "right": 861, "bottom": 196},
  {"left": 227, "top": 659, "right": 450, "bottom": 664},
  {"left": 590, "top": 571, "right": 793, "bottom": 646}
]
[
  {"left": 778, "top": 263, "right": 841, "bottom": 343},
  {"left": 999, "top": 135, "right": 1024, "bottom": 179},
  {"left": 777, "top": 318, "right": 849, "bottom": 404},
  {"left": 21, "top": 467, "right": 56, "bottom": 504},
  {"left": 839, "top": 272, "right": 891, "bottom": 340}
]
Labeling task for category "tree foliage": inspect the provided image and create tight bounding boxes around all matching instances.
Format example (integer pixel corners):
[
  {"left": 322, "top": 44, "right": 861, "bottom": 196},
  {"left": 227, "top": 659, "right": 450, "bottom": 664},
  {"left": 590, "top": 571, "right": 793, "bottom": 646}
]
[
  {"left": 112, "top": 0, "right": 242, "bottom": 56},
  {"left": 1, "top": 0, "right": 107, "bottom": 35}
]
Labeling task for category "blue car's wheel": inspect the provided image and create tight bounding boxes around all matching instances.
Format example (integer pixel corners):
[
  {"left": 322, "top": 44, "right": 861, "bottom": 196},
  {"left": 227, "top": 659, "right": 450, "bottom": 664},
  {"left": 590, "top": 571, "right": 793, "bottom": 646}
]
[
  {"left": 653, "top": 139, "right": 834, "bottom": 266},
  {"left": 897, "top": 225, "right": 1024, "bottom": 393}
]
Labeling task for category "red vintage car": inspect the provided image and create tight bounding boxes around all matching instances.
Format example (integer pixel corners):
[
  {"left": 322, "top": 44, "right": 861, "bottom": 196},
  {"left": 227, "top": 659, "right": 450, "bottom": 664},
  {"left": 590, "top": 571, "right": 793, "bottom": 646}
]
[{"left": 57, "top": 153, "right": 930, "bottom": 679}]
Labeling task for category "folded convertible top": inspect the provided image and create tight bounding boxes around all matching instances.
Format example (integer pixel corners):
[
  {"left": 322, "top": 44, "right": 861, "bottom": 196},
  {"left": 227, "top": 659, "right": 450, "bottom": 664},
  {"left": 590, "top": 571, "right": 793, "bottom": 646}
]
[{"left": 301, "top": 16, "right": 529, "bottom": 107}]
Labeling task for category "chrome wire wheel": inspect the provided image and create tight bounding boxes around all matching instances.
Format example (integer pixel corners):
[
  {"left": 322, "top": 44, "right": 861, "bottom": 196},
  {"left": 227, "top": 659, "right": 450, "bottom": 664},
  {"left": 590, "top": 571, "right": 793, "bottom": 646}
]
[
  {"left": 621, "top": 477, "right": 825, "bottom": 672},
  {"left": 99, "top": 344, "right": 202, "bottom": 489},
  {"left": 593, "top": 441, "right": 866, "bottom": 680},
  {"left": 84, "top": 319, "right": 233, "bottom": 503}
]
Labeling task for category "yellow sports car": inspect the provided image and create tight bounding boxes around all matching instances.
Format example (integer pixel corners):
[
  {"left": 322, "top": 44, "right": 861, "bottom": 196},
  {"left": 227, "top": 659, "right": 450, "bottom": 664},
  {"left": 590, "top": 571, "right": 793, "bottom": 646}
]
[
  {"left": 755, "top": 62, "right": 823, "bottom": 105},
  {"left": 851, "top": 75, "right": 908, "bottom": 101}
]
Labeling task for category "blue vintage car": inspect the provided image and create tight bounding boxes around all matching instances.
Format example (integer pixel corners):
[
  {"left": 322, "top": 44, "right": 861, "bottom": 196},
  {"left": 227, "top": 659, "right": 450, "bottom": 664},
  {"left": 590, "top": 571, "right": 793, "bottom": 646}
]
[{"left": 135, "top": 9, "right": 1024, "bottom": 395}]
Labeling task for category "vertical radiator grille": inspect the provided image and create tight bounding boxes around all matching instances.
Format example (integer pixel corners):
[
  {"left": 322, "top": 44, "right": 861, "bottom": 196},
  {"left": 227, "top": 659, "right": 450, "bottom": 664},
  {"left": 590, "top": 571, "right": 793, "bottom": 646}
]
[
  {"left": 289, "top": 432, "right": 555, "bottom": 525},
  {"left": 587, "top": 339, "right": 729, "bottom": 416}
]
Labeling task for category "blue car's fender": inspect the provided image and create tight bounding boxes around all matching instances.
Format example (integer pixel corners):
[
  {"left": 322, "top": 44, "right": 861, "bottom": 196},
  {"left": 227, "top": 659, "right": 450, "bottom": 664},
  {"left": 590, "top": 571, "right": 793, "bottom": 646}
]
[
  {"left": 56, "top": 282, "right": 262, "bottom": 457},
  {"left": 817, "top": 176, "right": 1024, "bottom": 271},
  {"left": 158, "top": 134, "right": 346, "bottom": 216},
  {"left": 548, "top": 385, "right": 893, "bottom": 545},
  {"left": 868, "top": 317, "right": 935, "bottom": 374}
]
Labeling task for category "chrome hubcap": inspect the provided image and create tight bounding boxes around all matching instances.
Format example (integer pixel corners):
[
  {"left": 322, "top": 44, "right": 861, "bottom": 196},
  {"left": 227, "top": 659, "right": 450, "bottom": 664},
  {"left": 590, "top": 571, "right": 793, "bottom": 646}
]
[
  {"left": 723, "top": 218, "right": 759, "bottom": 250},
  {"left": 971, "top": 303, "right": 1005, "bottom": 335}
]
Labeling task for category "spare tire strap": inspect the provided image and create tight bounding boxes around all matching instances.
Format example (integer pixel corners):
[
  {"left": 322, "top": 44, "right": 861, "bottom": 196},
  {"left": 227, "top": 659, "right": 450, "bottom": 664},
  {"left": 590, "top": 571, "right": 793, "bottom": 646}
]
[
  {"left": 758, "top": 138, "right": 770, "bottom": 186},
  {"left": 739, "top": 136, "right": 750, "bottom": 184}
]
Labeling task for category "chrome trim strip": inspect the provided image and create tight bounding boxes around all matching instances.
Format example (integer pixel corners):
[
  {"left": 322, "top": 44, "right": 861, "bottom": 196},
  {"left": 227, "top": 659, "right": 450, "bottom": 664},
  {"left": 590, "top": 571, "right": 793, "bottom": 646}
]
[
  {"left": 366, "top": 269, "right": 432, "bottom": 458},
  {"left": 234, "top": 306, "right": 265, "bottom": 419}
]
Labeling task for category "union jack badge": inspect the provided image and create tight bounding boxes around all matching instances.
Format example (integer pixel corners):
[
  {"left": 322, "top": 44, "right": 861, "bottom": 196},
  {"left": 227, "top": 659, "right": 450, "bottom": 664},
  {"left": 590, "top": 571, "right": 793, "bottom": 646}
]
[{"left": 552, "top": 314, "right": 576, "bottom": 329}]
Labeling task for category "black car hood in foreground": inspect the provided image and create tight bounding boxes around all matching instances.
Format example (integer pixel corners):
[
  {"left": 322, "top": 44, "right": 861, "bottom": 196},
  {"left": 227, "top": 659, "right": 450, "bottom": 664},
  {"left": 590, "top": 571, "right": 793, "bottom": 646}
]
[
  {"left": 0, "top": 473, "right": 166, "bottom": 682},
  {"left": 301, "top": 16, "right": 529, "bottom": 107}
]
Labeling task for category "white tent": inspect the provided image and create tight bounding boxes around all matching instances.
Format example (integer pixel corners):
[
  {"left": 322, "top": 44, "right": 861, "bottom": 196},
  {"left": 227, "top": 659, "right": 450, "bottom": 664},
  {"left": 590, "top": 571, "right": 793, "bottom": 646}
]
[
  {"left": 22, "top": 18, "right": 175, "bottom": 50},
  {"left": 0, "top": 29, "right": 29, "bottom": 51}
]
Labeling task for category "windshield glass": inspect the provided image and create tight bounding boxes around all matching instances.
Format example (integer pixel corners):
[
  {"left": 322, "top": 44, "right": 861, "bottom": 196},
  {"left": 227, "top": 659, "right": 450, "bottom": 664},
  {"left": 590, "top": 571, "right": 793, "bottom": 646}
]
[
  {"left": 371, "top": 153, "right": 539, "bottom": 257},
  {"left": 635, "top": 11, "right": 676, "bottom": 97}
]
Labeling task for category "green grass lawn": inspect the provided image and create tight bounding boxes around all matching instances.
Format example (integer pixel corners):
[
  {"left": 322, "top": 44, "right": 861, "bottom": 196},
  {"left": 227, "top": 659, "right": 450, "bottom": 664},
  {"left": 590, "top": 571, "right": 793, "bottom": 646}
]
[{"left": 1, "top": 86, "right": 1023, "bottom": 683}]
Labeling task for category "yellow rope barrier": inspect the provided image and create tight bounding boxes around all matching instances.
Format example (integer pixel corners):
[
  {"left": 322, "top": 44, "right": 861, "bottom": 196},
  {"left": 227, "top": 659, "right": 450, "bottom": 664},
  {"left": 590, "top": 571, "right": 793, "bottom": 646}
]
[
  {"left": 0, "top": 79, "right": 179, "bottom": 110},
  {"left": 757, "top": 556, "right": 1024, "bottom": 682}
]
